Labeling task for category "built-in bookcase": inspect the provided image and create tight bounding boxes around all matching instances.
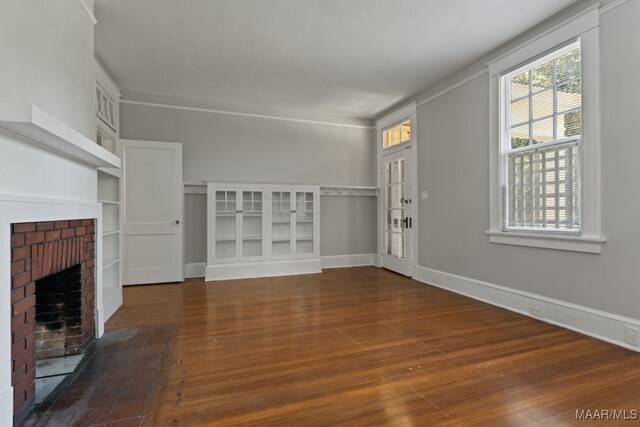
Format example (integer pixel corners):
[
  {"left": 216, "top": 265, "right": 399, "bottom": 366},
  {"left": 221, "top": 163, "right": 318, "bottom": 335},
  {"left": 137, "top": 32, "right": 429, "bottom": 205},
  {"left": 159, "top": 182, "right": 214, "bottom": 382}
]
[
  {"left": 95, "top": 60, "right": 123, "bottom": 324},
  {"left": 206, "top": 183, "right": 321, "bottom": 281},
  {"left": 97, "top": 168, "right": 122, "bottom": 298}
]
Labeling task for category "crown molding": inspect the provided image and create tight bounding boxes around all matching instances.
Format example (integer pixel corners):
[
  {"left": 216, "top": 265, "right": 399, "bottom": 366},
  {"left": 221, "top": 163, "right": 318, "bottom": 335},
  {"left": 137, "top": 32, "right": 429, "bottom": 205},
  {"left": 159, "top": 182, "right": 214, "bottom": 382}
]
[
  {"left": 416, "top": 69, "right": 489, "bottom": 108},
  {"left": 79, "top": 0, "right": 97, "bottom": 25},
  {"left": 376, "top": 102, "right": 416, "bottom": 129},
  {"left": 486, "top": 4, "right": 599, "bottom": 74},
  {"left": 120, "top": 99, "right": 375, "bottom": 130},
  {"left": 600, "top": 0, "right": 630, "bottom": 14}
]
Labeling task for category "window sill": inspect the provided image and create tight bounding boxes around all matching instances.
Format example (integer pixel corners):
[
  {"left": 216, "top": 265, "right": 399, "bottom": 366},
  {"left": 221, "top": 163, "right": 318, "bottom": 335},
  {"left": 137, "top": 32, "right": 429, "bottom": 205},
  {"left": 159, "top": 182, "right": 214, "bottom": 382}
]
[{"left": 485, "top": 230, "right": 605, "bottom": 254}]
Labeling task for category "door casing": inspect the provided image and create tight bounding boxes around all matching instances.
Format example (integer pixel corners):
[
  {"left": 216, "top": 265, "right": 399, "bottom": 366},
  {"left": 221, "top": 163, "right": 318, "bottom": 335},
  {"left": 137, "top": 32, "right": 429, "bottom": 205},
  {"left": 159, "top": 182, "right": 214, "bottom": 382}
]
[{"left": 376, "top": 103, "right": 418, "bottom": 277}]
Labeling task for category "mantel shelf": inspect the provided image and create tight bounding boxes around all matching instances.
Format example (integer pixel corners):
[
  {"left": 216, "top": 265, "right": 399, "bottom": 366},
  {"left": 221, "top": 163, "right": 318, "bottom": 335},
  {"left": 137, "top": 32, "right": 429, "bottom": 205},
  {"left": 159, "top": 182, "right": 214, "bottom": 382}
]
[{"left": 0, "top": 103, "right": 121, "bottom": 168}]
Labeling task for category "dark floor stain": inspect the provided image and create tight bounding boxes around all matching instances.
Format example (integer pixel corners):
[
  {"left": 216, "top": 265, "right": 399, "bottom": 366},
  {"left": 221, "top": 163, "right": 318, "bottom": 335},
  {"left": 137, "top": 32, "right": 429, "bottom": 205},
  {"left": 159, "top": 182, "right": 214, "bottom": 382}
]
[{"left": 20, "top": 324, "right": 176, "bottom": 427}]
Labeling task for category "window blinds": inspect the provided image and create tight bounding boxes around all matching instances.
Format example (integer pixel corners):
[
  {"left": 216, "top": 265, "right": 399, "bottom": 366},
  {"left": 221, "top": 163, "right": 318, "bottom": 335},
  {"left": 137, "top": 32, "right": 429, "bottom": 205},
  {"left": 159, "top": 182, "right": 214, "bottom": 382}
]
[
  {"left": 503, "top": 41, "right": 582, "bottom": 232},
  {"left": 506, "top": 141, "right": 580, "bottom": 230}
]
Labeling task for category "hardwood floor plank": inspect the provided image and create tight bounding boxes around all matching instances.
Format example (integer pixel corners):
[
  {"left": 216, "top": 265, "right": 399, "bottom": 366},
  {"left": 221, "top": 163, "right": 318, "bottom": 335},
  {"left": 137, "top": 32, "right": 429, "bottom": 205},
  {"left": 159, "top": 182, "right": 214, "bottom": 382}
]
[{"left": 106, "top": 267, "right": 640, "bottom": 426}]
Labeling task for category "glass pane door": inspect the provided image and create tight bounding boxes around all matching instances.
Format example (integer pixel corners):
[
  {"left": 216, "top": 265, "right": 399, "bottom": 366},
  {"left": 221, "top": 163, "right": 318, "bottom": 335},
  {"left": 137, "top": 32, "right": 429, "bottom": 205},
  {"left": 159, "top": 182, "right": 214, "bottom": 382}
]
[
  {"left": 242, "top": 191, "right": 263, "bottom": 258},
  {"left": 386, "top": 158, "right": 406, "bottom": 259},
  {"left": 271, "top": 191, "right": 291, "bottom": 256},
  {"left": 295, "top": 191, "right": 314, "bottom": 254},
  {"left": 215, "top": 190, "right": 237, "bottom": 259}
]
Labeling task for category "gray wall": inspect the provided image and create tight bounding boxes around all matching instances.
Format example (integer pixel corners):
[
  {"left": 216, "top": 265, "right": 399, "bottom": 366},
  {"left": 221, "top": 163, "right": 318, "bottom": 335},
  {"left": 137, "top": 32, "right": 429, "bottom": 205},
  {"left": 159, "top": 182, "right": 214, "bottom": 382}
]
[
  {"left": 0, "top": 0, "right": 96, "bottom": 140},
  {"left": 320, "top": 196, "right": 377, "bottom": 256},
  {"left": 184, "top": 194, "right": 208, "bottom": 263},
  {"left": 120, "top": 104, "right": 375, "bottom": 184},
  {"left": 415, "top": 0, "right": 640, "bottom": 320},
  {"left": 120, "top": 103, "right": 378, "bottom": 262}
]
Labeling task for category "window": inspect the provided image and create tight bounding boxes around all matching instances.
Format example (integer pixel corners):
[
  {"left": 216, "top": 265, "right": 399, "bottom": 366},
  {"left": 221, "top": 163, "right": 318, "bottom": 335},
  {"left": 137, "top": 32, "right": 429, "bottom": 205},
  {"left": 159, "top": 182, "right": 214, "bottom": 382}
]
[
  {"left": 487, "top": 7, "right": 604, "bottom": 253},
  {"left": 383, "top": 120, "right": 411, "bottom": 149},
  {"left": 503, "top": 42, "right": 581, "bottom": 232}
]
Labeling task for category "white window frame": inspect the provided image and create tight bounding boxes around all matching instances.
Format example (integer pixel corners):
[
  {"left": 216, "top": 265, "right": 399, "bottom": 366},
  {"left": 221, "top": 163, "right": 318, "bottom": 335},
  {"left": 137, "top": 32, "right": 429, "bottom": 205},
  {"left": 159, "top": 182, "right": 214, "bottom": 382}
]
[
  {"left": 381, "top": 118, "right": 412, "bottom": 153},
  {"left": 486, "top": 6, "right": 605, "bottom": 253}
]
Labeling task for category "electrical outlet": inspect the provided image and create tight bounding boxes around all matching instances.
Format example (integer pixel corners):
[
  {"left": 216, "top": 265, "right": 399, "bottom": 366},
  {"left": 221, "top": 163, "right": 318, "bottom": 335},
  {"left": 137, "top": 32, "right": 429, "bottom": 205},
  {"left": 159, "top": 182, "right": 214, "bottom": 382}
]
[
  {"left": 529, "top": 305, "right": 544, "bottom": 318},
  {"left": 421, "top": 190, "right": 428, "bottom": 200},
  {"left": 624, "top": 325, "right": 639, "bottom": 346}
]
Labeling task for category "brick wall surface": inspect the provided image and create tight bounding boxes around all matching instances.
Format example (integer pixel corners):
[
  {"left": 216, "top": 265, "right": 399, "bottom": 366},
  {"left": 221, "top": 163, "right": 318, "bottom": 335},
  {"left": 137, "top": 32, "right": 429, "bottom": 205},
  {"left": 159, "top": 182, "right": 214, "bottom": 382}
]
[{"left": 10, "top": 219, "right": 96, "bottom": 422}]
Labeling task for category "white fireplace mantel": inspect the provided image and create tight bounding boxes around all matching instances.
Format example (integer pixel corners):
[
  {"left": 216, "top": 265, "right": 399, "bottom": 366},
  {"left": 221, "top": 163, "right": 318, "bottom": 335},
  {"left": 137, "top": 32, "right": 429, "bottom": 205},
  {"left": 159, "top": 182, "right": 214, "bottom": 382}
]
[
  {"left": 0, "top": 103, "right": 120, "bottom": 422},
  {"left": 0, "top": 103, "right": 120, "bottom": 169}
]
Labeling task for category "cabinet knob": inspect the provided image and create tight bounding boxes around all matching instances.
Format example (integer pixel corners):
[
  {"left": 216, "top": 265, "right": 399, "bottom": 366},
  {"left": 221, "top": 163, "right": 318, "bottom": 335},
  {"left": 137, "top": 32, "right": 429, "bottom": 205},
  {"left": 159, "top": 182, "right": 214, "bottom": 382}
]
[{"left": 175, "top": 220, "right": 181, "bottom": 225}]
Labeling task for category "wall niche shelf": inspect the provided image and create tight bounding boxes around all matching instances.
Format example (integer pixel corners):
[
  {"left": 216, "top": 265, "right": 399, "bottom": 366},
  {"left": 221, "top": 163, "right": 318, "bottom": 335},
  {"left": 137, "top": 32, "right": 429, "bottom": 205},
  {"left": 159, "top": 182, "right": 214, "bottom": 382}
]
[{"left": 320, "top": 185, "right": 378, "bottom": 197}]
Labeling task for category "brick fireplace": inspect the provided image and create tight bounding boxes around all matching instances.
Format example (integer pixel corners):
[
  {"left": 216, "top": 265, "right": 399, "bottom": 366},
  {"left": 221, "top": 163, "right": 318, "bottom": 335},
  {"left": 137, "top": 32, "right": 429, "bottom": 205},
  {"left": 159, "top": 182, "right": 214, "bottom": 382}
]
[{"left": 10, "top": 219, "right": 96, "bottom": 421}]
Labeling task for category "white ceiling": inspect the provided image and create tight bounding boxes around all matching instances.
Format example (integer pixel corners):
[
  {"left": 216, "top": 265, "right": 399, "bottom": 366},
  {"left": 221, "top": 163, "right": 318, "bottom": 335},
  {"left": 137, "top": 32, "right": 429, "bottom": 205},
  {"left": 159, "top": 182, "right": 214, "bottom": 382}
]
[{"left": 94, "top": 0, "right": 578, "bottom": 120}]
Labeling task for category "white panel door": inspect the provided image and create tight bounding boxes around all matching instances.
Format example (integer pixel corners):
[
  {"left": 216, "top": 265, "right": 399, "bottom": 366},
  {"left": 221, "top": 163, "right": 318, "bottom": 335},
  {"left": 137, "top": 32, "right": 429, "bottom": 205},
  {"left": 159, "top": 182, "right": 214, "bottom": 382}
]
[
  {"left": 382, "top": 149, "right": 412, "bottom": 276},
  {"left": 121, "top": 140, "right": 183, "bottom": 285}
]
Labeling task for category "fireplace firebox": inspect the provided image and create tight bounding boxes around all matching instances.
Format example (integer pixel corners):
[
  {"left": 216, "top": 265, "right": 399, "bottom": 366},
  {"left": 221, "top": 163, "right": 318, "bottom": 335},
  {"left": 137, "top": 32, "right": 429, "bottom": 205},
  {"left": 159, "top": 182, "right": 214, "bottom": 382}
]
[{"left": 10, "top": 219, "right": 96, "bottom": 422}]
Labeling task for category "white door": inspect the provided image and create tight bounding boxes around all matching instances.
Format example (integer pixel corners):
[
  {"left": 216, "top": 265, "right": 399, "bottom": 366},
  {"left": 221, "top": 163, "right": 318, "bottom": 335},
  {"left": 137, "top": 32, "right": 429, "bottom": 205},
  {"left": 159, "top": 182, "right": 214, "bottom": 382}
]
[
  {"left": 382, "top": 149, "right": 412, "bottom": 276},
  {"left": 120, "top": 140, "right": 183, "bottom": 285}
]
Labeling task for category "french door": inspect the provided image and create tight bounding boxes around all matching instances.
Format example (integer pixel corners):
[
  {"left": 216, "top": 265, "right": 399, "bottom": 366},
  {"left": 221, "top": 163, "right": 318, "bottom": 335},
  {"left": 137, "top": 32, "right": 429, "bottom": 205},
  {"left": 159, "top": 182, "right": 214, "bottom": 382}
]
[{"left": 382, "top": 149, "right": 412, "bottom": 276}]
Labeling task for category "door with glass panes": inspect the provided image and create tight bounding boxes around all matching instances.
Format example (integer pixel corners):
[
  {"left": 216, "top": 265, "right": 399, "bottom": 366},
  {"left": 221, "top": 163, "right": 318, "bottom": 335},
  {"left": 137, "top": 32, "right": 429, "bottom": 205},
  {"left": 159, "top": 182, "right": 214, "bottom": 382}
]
[
  {"left": 382, "top": 149, "right": 412, "bottom": 276},
  {"left": 212, "top": 188, "right": 266, "bottom": 262},
  {"left": 271, "top": 189, "right": 293, "bottom": 257},
  {"left": 293, "top": 190, "right": 316, "bottom": 257},
  {"left": 270, "top": 188, "right": 317, "bottom": 258}
]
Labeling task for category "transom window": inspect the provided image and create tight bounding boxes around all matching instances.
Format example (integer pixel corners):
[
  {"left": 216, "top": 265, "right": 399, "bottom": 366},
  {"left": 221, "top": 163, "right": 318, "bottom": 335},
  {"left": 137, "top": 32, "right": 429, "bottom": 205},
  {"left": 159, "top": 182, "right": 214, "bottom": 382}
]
[
  {"left": 383, "top": 120, "right": 411, "bottom": 149},
  {"left": 502, "top": 41, "right": 582, "bottom": 232}
]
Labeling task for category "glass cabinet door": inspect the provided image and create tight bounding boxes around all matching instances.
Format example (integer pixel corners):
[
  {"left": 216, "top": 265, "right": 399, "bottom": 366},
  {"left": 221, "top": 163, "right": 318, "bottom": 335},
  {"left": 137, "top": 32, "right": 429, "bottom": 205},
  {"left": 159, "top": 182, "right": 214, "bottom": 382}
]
[
  {"left": 295, "top": 191, "right": 315, "bottom": 255},
  {"left": 215, "top": 190, "right": 237, "bottom": 259},
  {"left": 242, "top": 191, "right": 263, "bottom": 258},
  {"left": 271, "top": 191, "right": 292, "bottom": 256}
]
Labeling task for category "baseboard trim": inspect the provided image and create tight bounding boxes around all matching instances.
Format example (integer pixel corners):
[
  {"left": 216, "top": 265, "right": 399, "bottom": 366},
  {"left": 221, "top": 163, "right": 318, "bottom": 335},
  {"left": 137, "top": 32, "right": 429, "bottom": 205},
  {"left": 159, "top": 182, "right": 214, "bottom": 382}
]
[
  {"left": 414, "top": 265, "right": 640, "bottom": 352},
  {"left": 186, "top": 262, "right": 206, "bottom": 278},
  {"left": 0, "top": 386, "right": 12, "bottom": 425},
  {"left": 321, "top": 254, "right": 376, "bottom": 269},
  {"left": 205, "top": 258, "right": 322, "bottom": 281},
  {"left": 102, "top": 288, "right": 123, "bottom": 322}
]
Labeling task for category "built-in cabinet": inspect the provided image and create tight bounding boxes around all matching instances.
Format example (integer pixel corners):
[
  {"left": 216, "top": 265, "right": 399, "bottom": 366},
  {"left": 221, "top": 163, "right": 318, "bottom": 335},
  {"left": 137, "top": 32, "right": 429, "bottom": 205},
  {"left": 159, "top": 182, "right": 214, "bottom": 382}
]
[
  {"left": 95, "top": 83, "right": 118, "bottom": 153},
  {"left": 95, "top": 60, "right": 123, "bottom": 319},
  {"left": 206, "top": 183, "right": 321, "bottom": 280},
  {"left": 97, "top": 168, "right": 122, "bottom": 304}
]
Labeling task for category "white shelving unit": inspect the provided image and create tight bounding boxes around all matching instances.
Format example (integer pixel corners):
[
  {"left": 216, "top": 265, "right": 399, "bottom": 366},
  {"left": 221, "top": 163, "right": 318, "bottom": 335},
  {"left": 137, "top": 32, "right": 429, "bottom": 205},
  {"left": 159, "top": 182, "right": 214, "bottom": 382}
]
[
  {"left": 98, "top": 168, "right": 122, "bottom": 301},
  {"left": 95, "top": 60, "right": 123, "bottom": 322},
  {"left": 206, "top": 183, "right": 321, "bottom": 281}
]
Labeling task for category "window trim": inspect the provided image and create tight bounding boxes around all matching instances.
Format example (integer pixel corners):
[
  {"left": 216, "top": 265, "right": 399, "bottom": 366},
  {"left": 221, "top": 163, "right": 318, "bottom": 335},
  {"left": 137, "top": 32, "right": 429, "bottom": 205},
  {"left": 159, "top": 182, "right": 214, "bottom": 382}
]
[
  {"left": 487, "top": 6, "right": 604, "bottom": 253},
  {"left": 381, "top": 119, "right": 412, "bottom": 152}
]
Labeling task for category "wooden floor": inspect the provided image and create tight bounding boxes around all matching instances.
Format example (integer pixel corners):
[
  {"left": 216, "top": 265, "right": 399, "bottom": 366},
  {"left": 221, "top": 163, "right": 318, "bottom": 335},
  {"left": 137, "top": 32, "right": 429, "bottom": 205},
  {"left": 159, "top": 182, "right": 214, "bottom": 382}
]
[{"left": 106, "top": 267, "right": 640, "bottom": 426}]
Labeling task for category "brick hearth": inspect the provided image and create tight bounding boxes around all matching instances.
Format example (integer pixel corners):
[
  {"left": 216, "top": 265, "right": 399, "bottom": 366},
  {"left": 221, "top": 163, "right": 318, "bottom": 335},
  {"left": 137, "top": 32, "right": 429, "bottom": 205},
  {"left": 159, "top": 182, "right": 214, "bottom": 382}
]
[{"left": 10, "top": 219, "right": 96, "bottom": 422}]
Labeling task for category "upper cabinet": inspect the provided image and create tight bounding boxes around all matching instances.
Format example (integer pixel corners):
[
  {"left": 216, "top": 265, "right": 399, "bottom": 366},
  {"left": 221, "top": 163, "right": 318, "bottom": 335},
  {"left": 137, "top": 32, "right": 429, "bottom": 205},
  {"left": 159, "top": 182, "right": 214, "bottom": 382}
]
[
  {"left": 96, "top": 84, "right": 117, "bottom": 127},
  {"left": 94, "top": 61, "right": 120, "bottom": 154}
]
